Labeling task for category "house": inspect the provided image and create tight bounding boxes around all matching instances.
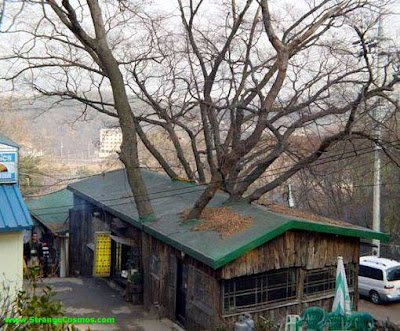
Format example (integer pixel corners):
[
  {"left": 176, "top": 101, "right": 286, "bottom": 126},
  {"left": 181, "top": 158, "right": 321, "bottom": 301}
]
[
  {"left": 0, "top": 133, "right": 32, "bottom": 297},
  {"left": 67, "top": 169, "right": 388, "bottom": 330},
  {"left": 26, "top": 188, "right": 73, "bottom": 277}
]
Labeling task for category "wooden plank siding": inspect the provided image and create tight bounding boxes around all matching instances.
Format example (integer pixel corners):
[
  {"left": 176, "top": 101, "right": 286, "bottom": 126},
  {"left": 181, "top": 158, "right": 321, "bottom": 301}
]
[
  {"left": 221, "top": 230, "right": 360, "bottom": 279},
  {"left": 141, "top": 234, "right": 223, "bottom": 330},
  {"left": 69, "top": 197, "right": 361, "bottom": 331},
  {"left": 69, "top": 195, "right": 140, "bottom": 277},
  {"left": 69, "top": 195, "right": 95, "bottom": 276},
  {"left": 219, "top": 230, "right": 360, "bottom": 330}
]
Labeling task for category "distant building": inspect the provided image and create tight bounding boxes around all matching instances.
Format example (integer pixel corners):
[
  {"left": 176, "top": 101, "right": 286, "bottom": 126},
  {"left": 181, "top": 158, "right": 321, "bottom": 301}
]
[
  {"left": 99, "top": 128, "right": 122, "bottom": 158},
  {"left": 0, "top": 133, "right": 32, "bottom": 297}
]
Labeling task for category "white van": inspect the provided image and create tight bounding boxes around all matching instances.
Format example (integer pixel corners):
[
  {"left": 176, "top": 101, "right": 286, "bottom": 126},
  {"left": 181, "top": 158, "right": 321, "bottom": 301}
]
[{"left": 359, "top": 256, "right": 400, "bottom": 304}]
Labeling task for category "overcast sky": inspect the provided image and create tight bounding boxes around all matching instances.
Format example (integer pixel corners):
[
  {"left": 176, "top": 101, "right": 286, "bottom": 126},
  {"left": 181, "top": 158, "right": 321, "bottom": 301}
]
[{"left": 0, "top": 0, "right": 399, "bottom": 97}]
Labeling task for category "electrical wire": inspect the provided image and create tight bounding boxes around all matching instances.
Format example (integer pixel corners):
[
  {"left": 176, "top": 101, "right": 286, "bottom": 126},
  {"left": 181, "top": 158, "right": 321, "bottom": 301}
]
[
  {"left": 24, "top": 138, "right": 400, "bottom": 191},
  {"left": 27, "top": 138, "right": 400, "bottom": 207},
  {"left": 27, "top": 139, "right": 400, "bottom": 215},
  {"left": 28, "top": 179, "right": 400, "bottom": 218}
]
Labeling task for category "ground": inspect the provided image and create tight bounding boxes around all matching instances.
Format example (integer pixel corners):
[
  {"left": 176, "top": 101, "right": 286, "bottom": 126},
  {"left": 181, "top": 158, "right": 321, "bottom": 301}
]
[
  {"left": 33, "top": 277, "right": 400, "bottom": 330},
  {"left": 36, "top": 277, "right": 183, "bottom": 331},
  {"left": 358, "top": 298, "right": 400, "bottom": 325}
]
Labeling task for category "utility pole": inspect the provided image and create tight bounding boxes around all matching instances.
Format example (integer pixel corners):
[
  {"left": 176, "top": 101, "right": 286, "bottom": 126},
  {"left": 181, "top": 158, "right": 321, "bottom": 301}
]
[{"left": 372, "top": 8, "right": 385, "bottom": 257}]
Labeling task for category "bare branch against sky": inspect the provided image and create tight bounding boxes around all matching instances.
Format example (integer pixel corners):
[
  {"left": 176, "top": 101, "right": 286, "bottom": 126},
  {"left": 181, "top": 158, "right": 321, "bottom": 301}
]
[
  {"left": 0, "top": 0, "right": 5, "bottom": 29},
  {"left": 0, "top": 0, "right": 399, "bottom": 219}
]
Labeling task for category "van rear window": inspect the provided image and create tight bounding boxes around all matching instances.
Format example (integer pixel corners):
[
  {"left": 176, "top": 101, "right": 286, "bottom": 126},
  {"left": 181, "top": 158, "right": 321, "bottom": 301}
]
[
  {"left": 359, "top": 265, "right": 383, "bottom": 280},
  {"left": 387, "top": 267, "right": 400, "bottom": 281}
]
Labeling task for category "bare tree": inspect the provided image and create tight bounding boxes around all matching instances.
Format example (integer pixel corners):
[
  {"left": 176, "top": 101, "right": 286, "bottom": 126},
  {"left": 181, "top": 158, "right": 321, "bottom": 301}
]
[
  {"left": 125, "top": 0, "right": 400, "bottom": 219},
  {"left": 1, "top": 0, "right": 399, "bottom": 220},
  {"left": 1, "top": 0, "right": 156, "bottom": 219}
]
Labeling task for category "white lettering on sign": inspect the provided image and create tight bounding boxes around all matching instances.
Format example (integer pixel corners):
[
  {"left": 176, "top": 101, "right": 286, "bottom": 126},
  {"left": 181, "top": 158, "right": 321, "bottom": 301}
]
[
  {"left": 0, "top": 151, "right": 18, "bottom": 183},
  {"left": 0, "top": 155, "right": 12, "bottom": 162}
]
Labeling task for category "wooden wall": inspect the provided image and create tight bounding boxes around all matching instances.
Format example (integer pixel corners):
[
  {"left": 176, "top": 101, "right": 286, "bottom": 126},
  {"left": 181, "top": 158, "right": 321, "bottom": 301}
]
[
  {"left": 142, "top": 235, "right": 223, "bottom": 330},
  {"left": 69, "top": 195, "right": 95, "bottom": 276},
  {"left": 219, "top": 230, "right": 360, "bottom": 330},
  {"left": 221, "top": 230, "right": 360, "bottom": 279},
  {"left": 69, "top": 199, "right": 362, "bottom": 331},
  {"left": 69, "top": 196, "right": 140, "bottom": 277}
]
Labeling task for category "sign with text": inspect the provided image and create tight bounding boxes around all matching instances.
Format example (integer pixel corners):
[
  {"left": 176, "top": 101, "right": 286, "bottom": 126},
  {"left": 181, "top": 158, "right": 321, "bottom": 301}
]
[
  {"left": 93, "top": 232, "right": 111, "bottom": 277},
  {"left": 0, "top": 151, "right": 18, "bottom": 183}
]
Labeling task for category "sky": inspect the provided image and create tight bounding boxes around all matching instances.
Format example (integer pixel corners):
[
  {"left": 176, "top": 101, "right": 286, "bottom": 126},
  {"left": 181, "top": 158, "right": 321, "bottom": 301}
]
[
  {"left": 0, "top": 0, "right": 399, "bottom": 106},
  {"left": 0, "top": 0, "right": 399, "bottom": 157}
]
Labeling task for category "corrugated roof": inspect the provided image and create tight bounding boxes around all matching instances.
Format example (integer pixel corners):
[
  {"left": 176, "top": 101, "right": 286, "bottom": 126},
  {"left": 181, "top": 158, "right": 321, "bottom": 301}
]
[
  {"left": 68, "top": 169, "right": 389, "bottom": 269},
  {"left": 0, "top": 133, "right": 20, "bottom": 148},
  {"left": 26, "top": 189, "right": 72, "bottom": 233},
  {"left": 0, "top": 184, "right": 32, "bottom": 232}
]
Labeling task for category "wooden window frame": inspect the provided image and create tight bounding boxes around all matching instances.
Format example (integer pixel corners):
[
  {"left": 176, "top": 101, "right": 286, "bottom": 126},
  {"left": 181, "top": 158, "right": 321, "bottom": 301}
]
[
  {"left": 222, "top": 268, "right": 298, "bottom": 314},
  {"left": 303, "top": 264, "right": 356, "bottom": 298}
]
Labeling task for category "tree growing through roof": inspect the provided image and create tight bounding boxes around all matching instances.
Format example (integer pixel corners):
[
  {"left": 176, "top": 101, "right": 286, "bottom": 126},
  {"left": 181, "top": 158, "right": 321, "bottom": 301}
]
[{"left": 1, "top": 0, "right": 399, "bottom": 220}]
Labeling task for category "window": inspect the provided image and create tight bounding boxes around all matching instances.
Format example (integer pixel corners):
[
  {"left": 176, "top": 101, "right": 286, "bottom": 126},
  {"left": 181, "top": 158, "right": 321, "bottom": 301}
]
[
  {"left": 304, "top": 264, "right": 355, "bottom": 296},
  {"left": 359, "top": 265, "right": 383, "bottom": 280},
  {"left": 387, "top": 267, "right": 400, "bottom": 281},
  {"left": 369, "top": 268, "right": 383, "bottom": 281},
  {"left": 222, "top": 269, "right": 297, "bottom": 313}
]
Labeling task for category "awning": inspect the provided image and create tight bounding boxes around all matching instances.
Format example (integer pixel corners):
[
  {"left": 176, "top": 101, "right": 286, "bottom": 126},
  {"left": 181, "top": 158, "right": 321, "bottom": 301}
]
[
  {"left": 110, "top": 235, "right": 136, "bottom": 247},
  {"left": 0, "top": 184, "right": 33, "bottom": 232}
]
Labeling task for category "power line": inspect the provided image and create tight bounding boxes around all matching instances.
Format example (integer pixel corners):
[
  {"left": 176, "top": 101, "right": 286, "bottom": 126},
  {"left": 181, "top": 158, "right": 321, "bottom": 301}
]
[
  {"left": 29, "top": 180, "right": 400, "bottom": 219},
  {"left": 28, "top": 138, "right": 400, "bottom": 208},
  {"left": 25, "top": 138, "right": 400, "bottom": 192},
  {"left": 27, "top": 139, "right": 400, "bottom": 215}
]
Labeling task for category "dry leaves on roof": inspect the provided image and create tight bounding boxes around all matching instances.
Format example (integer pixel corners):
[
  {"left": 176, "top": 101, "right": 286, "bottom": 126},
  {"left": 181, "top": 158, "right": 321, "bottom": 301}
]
[
  {"left": 261, "top": 201, "right": 352, "bottom": 227},
  {"left": 181, "top": 206, "right": 254, "bottom": 238}
]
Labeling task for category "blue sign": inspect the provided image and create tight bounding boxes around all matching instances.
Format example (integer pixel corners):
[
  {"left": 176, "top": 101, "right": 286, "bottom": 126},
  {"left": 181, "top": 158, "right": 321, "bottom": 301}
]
[{"left": 0, "top": 152, "right": 18, "bottom": 183}]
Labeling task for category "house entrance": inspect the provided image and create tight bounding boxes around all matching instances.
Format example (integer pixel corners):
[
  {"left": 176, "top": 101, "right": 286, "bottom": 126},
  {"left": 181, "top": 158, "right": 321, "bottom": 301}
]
[{"left": 175, "top": 258, "right": 187, "bottom": 326}]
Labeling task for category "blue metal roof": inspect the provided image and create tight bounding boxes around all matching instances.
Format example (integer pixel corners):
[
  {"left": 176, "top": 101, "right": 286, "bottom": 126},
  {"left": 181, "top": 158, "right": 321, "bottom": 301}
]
[
  {"left": 0, "top": 184, "right": 33, "bottom": 232},
  {"left": 0, "top": 133, "right": 20, "bottom": 148}
]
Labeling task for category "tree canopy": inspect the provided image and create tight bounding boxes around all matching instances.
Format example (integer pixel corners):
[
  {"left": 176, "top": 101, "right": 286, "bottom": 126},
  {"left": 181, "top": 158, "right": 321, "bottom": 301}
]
[{"left": 1, "top": 0, "right": 399, "bottom": 219}]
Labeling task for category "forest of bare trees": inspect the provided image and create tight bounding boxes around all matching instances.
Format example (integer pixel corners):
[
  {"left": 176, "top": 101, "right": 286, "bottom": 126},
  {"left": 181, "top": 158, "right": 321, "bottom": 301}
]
[{"left": 1, "top": 0, "right": 399, "bottom": 222}]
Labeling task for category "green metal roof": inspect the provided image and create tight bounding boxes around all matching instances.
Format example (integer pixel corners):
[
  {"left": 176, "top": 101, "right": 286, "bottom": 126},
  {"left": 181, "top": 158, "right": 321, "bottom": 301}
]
[
  {"left": 68, "top": 169, "right": 389, "bottom": 269},
  {"left": 26, "top": 189, "right": 72, "bottom": 233},
  {"left": 0, "top": 133, "right": 20, "bottom": 148}
]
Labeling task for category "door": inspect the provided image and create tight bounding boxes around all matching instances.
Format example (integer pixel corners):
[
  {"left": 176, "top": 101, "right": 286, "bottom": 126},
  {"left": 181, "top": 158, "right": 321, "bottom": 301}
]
[
  {"left": 167, "top": 254, "right": 177, "bottom": 320},
  {"left": 176, "top": 258, "right": 187, "bottom": 326}
]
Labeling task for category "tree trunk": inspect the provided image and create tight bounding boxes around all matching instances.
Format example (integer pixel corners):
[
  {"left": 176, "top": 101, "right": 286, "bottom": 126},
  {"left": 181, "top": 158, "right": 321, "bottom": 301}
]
[
  {"left": 103, "top": 57, "right": 155, "bottom": 219},
  {"left": 86, "top": 0, "right": 155, "bottom": 220},
  {"left": 185, "top": 173, "right": 223, "bottom": 220}
]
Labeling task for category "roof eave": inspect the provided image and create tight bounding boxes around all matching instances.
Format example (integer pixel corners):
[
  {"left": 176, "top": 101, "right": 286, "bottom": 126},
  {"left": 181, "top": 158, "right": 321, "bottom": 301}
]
[
  {"left": 211, "top": 219, "right": 389, "bottom": 269},
  {"left": 0, "top": 225, "right": 31, "bottom": 233},
  {"left": 67, "top": 182, "right": 389, "bottom": 271}
]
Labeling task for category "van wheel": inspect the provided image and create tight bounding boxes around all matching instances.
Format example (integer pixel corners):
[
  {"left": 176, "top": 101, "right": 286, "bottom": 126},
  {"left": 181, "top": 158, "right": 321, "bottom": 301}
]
[{"left": 370, "top": 290, "right": 381, "bottom": 304}]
